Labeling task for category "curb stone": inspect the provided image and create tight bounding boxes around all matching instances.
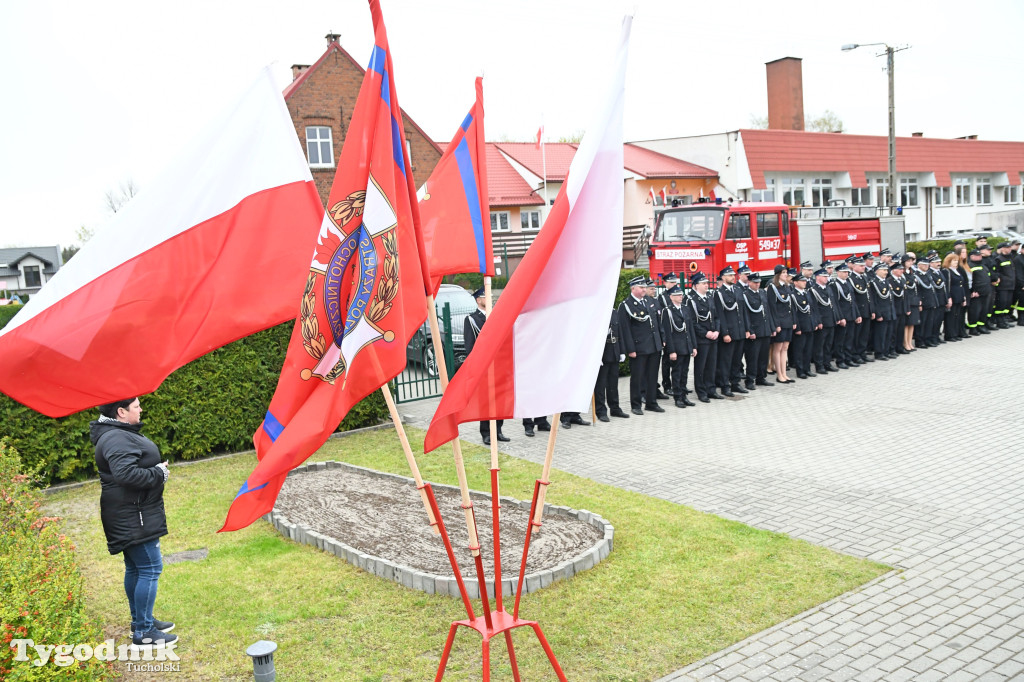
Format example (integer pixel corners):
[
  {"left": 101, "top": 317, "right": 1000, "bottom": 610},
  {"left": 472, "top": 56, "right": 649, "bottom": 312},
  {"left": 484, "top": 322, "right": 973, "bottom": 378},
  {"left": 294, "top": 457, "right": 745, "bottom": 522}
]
[{"left": 268, "top": 460, "right": 615, "bottom": 598}]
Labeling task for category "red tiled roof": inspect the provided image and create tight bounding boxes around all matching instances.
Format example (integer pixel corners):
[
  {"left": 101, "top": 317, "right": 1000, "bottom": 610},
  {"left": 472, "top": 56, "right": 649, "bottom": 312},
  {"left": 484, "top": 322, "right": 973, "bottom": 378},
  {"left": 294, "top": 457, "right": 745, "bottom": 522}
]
[
  {"left": 740, "top": 128, "right": 1024, "bottom": 189},
  {"left": 492, "top": 142, "right": 578, "bottom": 182},
  {"left": 433, "top": 143, "right": 544, "bottom": 207},
  {"left": 283, "top": 41, "right": 442, "bottom": 156},
  {"left": 623, "top": 143, "right": 718, "bottom": 179}
]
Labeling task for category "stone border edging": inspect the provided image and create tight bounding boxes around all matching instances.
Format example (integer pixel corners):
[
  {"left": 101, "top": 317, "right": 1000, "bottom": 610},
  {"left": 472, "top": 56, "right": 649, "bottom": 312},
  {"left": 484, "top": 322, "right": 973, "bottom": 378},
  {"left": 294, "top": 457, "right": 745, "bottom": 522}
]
[{"left": 265, "top": 460, "right": 614, "bottom": 599}]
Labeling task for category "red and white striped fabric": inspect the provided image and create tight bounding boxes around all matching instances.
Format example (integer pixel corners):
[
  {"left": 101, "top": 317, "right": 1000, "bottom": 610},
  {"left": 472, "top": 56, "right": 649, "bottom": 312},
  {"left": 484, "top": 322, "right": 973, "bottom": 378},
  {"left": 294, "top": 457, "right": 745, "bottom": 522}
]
[
  {"left": 424, "top": 15, "right": 631, "bottom": 452},
  {"left": 0, "top": 68, "right": 325, "bottom": 417}
]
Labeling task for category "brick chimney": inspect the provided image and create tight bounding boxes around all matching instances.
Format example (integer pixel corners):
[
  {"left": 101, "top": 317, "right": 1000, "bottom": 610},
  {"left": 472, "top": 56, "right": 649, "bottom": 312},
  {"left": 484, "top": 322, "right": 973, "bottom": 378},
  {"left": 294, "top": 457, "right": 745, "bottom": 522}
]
[
  {"left": 766, "top": 57, "right": 804, "bottom": 131},
  {"left": 325, "top": 32, "right": 341, "bottom": 45},
  {"left": 291, "top": 64, "right": 309, "bottom": 81}
]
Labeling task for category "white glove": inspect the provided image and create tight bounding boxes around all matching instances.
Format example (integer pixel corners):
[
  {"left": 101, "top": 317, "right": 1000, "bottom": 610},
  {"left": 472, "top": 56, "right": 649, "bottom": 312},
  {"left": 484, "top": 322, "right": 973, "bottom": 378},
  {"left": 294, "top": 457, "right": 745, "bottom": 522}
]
[
  {"left": 619, "top": 354, "right": 625, "bottom": 362},
  {"left": 156, "top": 461, "right": 169, "bottom": 482}
]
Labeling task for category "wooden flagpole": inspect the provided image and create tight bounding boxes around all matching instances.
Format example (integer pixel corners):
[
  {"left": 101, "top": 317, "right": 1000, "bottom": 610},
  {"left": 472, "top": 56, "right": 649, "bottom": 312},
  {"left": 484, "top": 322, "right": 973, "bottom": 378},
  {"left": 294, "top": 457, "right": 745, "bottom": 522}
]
[
  {"left": 424, "top": 294, "right": 483, "bottom": 559},
  {"left": 532, "top": 413, "right": 559, "bottom": 526},
  {"left": 380, "top": 385, "right": 437, "bottom": 532}
]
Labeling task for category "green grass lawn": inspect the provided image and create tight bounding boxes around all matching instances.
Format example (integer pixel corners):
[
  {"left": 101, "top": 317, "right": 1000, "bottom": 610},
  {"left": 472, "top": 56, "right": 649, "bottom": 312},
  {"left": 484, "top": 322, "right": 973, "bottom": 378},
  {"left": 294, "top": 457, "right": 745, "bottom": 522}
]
[{"left": 45, "top": 427, "right": 888, "bottom": 681}]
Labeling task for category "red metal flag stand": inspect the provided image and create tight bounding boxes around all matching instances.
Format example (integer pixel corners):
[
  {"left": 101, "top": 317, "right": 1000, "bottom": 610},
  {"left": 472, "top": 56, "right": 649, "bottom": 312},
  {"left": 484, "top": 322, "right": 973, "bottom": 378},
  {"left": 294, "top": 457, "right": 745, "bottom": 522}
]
[{"left": 433, "top": 423, "right": 566, "bottom": 681}]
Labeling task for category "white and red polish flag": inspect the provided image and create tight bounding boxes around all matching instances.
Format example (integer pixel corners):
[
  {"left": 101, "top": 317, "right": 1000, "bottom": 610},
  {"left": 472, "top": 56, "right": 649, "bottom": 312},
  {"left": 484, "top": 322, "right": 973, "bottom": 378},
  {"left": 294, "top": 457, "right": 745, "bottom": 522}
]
[
  {"left": 424, "top": 14, "right": 632, "bottom": 453},
  {"left": 0, "top": 68, "right": 324, "bottom": 417}
]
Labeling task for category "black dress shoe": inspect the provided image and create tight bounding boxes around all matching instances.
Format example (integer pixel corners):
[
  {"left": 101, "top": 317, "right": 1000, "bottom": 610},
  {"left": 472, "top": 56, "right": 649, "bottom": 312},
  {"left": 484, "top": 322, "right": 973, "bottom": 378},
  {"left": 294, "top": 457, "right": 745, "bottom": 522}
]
[
  {"left": 570, "top": 416, "right": 590, "bottom": 426},
  {"left": 721, "top": 389, "right": 735, "bottom": 397},
  {"left": 836, "top": 362, "right": 850, "bottom": 369},
  {"left": 979, "top": 327, "right": 991, "bottom": 334},
  {"left": 524, "top": 426, "right": 535, "bottom": 437},
  {"left": 708, "top": 392, "right": 724, "bottom": 400},
  {"left": 682, "top": 397, "right": 695, "bottom": 406},
  {"left": 631, "top": 408, "right": 644, "bottom": 415},
  {"left": 675, "top": 400, "right": 687, "bottom": 408},
  {"left": 497, "top": 431, "right": 510, "bottom": 442},
  {"left": 610, "top": 409, "right": 630, "bottom": 418},
  {"left": 597, "top": 414, "right": 610, "bottom": 422},
  {"left": 826, "top": 364, "right": 839, "bottom": 372},
  {"left": 537, "top": 422, "right": 551, "bottom": 431},
  {"left": 886, "top": 353, "right": 898, "bottom": 359},
  {"left": 656, "top": 390, "right": 669, "bottom": 400},
  {"left": 806, "top": 370, "right": 817, "bottom": 377},
  {"left": 482, "top": 435, "right": 491, "bottom": 446},
  {"left": 861, "top": 355, "right": 874, "bottom": 362},
  {"left": 560, "top": 421, "right": 571, "bottom": 429},
  {"left": 646, "top": 404, "right": 666, "bottom": 413},
  {"left": 732, "top": 385, "right": 749, "bottom": 394},
  {"left": 755, "top": 379, "right": 773, "bottom": 386},
  {"left": 797, "top": 372, "right": 809, "bottom": 379},
  {"left": 698, "top": 396, "right": 710, "bottom": 403}
]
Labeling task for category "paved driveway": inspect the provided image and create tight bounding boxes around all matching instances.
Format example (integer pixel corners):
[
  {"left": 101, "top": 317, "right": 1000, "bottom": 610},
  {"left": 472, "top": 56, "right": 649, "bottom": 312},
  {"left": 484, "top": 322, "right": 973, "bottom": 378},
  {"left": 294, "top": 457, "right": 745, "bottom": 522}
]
[{"left": 399, "top": 328, "right": 1024, "bottom": 681}]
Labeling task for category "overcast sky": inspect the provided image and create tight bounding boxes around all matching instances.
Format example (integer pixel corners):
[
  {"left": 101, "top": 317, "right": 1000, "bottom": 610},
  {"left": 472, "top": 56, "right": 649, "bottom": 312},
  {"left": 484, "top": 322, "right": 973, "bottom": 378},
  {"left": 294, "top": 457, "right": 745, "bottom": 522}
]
[{"left": 2, "top": 0, "right": 1022, "bottom": 249}]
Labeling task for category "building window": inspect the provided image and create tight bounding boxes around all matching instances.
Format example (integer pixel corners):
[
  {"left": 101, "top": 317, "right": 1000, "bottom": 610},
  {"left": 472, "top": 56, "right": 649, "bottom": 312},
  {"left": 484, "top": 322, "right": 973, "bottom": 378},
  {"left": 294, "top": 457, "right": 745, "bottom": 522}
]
[
  {"left": 490, "top": 211, "right": 510, "bottom": 232},
  {"left": 954, "top": 177, "right": 972, "bottom": 205},
  {"left": 1004, "top": 185, "right": 1020, "bottom": 204},
  {"left": 306, "top": 126, "right": 334, "bottom": 168},
  {"left": 811, "top": 178, "right": 832, "bottom": 207},
  {"left": 899, "top": 178, "right": 919, "bottom": 207},
  {"left": 756, "top": 212, "right": 780, "bottom": 237},
  {"left": 875, "top": 179, "right": 890, "bottom": 207},
  {"left": 976, "top": 177, "right": 992, "bottom": 205},
  {"left": 23, "top": 265, "right": 41, "bottom": 288},
  {"left": 751, "top": 179, "right": 776, "bottom": 202},
  {"left": 934, "top": 187, "right": 951, "bottom": 206},
  {"left": 850, "top": 187, "right": 872, "bottom": 206},
  {"left": 520, "top": 210, "right": 541, "bottom": 231},
  {"left": 780, "top": 178, "right": 805, "bottom": 206}
]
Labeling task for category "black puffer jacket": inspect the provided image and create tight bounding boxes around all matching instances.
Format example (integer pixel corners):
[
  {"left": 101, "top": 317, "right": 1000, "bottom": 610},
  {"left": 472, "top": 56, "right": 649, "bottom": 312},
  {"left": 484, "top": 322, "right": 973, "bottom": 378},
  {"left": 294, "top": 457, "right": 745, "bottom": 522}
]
[{"left": 91, "top": 419, "right": 168, "bottom": 555}]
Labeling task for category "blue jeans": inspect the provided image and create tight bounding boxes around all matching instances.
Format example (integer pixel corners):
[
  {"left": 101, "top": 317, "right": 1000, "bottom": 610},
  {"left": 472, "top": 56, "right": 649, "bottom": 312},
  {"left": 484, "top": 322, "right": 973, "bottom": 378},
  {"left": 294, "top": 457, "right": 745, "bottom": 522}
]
[{"left": 123, "top": 538, "right": 163, "bottom": 637}]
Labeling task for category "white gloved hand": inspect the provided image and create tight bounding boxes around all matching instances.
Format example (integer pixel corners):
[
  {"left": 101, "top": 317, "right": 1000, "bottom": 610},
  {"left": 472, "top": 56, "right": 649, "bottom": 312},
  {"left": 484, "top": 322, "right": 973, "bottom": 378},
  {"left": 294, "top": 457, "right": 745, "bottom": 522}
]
[
  {"left": 619, "top": 354, "right": 625, "bottom": 362},
  {"left": 156, "top": 461, "right": 169, "bottom": 482}
]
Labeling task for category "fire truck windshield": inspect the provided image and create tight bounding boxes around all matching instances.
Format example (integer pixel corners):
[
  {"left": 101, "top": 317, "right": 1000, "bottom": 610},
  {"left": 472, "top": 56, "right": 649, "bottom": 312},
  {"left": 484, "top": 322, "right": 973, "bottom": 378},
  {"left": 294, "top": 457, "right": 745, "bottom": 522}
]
[{"left": 655, "top": 209, "right": 724, "bottom": 243}]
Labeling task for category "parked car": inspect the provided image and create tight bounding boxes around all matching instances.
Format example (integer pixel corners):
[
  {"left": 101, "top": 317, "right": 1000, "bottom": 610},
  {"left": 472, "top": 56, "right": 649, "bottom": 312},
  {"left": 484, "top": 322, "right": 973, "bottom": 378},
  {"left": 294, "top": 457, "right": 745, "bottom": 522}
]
[
  {"left": 405, "top": 284, "right": 477, "bottom": 377},
  {"left": 970, "top": 229, "right": 1024, "bottom": 242}
]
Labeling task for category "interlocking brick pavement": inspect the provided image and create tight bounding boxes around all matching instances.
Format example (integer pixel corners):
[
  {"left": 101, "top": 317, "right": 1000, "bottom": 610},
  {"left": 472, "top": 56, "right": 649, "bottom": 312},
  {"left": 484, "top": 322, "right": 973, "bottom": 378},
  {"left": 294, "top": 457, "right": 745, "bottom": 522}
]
[{"left": 400, "top": 328, "right": 1024, "bottom": 681}]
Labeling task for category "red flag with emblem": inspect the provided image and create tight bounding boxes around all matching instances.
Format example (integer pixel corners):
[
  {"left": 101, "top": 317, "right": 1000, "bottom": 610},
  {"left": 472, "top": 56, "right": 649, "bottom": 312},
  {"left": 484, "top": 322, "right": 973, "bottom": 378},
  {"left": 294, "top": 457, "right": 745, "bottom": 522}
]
[
  {"left": 221, "top": 0, "right": 429, "bottom": 532},
  {"left": 417, "top": 77, "right": 493, "bottom": 294}
]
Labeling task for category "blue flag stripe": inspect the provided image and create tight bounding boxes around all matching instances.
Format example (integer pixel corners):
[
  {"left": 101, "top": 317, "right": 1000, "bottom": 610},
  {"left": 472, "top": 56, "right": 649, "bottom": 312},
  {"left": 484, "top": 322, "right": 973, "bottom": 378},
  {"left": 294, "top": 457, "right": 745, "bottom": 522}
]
[
  {"left": 460, "top": 112, "right": 473, "bottom": 133},
  {"left": 367, "top": 45, "right": 386, "bottom": 76},
  {"left": 234, "top": 479, "right": 269, "bottom": 500},
  {"left": 262, "top": 410, "right": 284, "bottom": 442},
  {"left": 453, "top": 137, "right": 487, "bottom": 273}
]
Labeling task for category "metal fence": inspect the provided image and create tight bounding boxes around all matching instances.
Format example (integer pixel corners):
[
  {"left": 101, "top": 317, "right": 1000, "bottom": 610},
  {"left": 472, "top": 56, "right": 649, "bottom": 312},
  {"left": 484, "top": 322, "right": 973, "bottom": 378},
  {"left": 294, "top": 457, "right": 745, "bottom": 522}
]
[{"left": 394, "top": 301, "right": 476, "bottom": 404}]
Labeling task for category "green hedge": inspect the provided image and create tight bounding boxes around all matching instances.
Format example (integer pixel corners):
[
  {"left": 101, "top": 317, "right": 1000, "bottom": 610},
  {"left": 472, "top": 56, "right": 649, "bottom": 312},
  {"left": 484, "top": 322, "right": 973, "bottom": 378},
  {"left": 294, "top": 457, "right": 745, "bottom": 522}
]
[
  {"left": 0, "top": 319, "right": 388, "bottom": 486},
  {"left": 906, "top": 237, "right": 1007, "bottom": 258},
  {"left": 0, "top": 304, "right": 22, "bottom": 329},
  {"left": 0, "top": 442, "right": 112, "bottom": 680}
]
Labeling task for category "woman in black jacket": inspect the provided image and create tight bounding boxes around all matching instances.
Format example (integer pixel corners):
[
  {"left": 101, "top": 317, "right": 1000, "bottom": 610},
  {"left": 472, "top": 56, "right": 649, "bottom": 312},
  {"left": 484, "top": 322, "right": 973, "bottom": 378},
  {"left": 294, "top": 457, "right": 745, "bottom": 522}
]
[
  {"left": 91, "top": 397, "right": 177, "bottom": 647},
  {"left": 942, "top": 253, "right": 967, "bottom": 341}
]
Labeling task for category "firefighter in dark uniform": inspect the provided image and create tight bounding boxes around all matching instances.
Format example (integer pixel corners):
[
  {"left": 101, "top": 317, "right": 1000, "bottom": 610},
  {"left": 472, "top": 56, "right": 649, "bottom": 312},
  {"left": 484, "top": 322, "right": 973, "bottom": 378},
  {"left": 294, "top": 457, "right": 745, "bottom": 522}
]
[
  {"left": 791, "top": 273, "right": 818, "bottom": 379},
  {"left": 660, "top": 285, "right": 697, "bottom": 408},
  {"left": 1011, "top": 240, "right": 1024, "bottom": 325},
  {"left": 809, "top": 268, "right": 839, "bottom": 374},
  {"left": 889, "top": 261, "right": 909, "bottom": 353},
  {"left": 993, "top": 241, "right": 1017, "bottom": 328},
  {"left": 868, "top": 262, "right": 895, "bottom": 360},
  {"left": 831, "top": 262, "right": 856, "bottom": 367},
  {"left": 688, "top": 272, "right": 721, "bottom": 402},
  {"left": 741, "top": 273, "right": 774, "bottom": 390},
  {"left": 929, "top": 256, "right": 949, "bottom": 344},
  {"left": 978, "top": 243, "right": 998, "bottom": 329},
  {"left": 914, "top": 258, "right": 939, "bottom": 347},
  {"left": 714, "top": 266, "right": 749, "bottom": 396},
  {"left": 848, "top": 256, "right": 872, "bottom": 362},
  {"left": 966, "top": 248, "right": 989, "bottom": 334},
  {"left": 902, "top": 255, "right": 921, "bottom": 350},
  {"left": 464, "top": 287, "right": 508, "bottom": 445},
  {"left": 618, "top": 275, "right": 664, "bottom": 415},
  {"left": 658, "top": 273, "right": 680, "bottom": 395},
  {"left": 593, "top": 309, "right": 628, "bottom": 422}
]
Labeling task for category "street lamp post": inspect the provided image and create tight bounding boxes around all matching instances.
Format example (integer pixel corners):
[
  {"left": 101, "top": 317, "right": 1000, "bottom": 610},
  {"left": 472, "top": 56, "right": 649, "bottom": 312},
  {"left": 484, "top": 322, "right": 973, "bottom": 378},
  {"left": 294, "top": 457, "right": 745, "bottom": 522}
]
[{"left": 842, "top": 43, "right": 908, "bottom": 213}]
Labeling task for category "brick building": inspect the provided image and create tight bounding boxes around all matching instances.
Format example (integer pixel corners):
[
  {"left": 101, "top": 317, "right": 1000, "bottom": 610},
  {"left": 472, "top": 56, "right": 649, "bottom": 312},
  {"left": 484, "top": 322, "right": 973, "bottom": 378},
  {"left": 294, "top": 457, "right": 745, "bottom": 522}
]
[{"left": 283, "top": 33, "right": 442, "bottom": 207}]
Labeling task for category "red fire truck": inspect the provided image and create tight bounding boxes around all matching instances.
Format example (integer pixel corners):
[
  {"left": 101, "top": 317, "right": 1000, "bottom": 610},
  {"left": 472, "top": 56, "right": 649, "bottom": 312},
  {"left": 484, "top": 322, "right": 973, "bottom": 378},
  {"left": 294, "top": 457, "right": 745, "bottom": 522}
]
[{"left": 647, "top": 201, "right": 906, "bottom": 284}]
